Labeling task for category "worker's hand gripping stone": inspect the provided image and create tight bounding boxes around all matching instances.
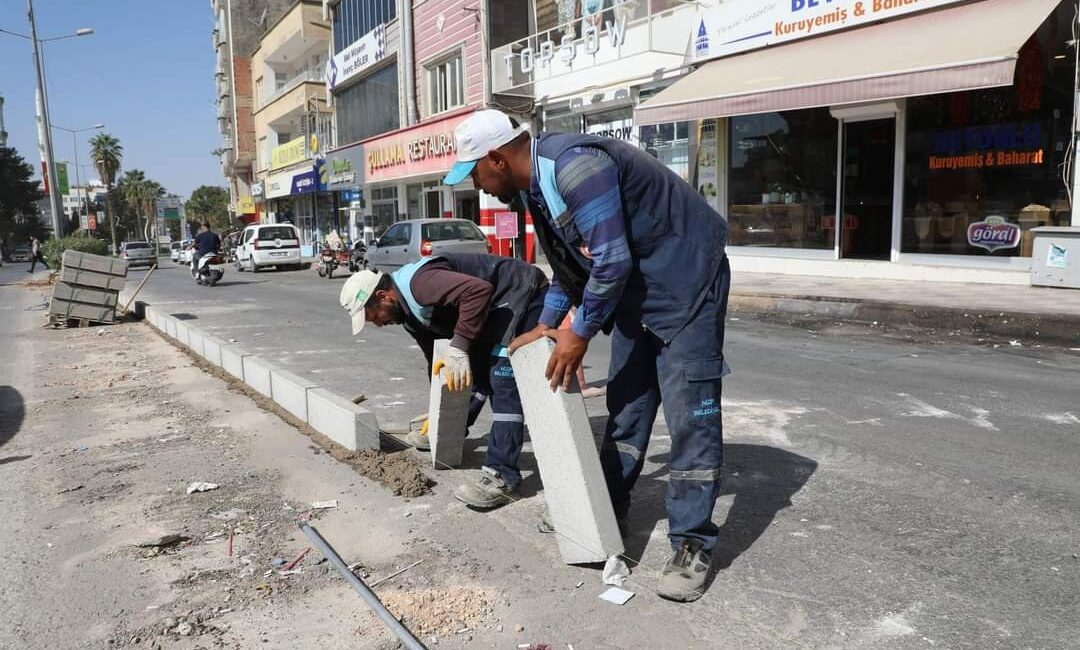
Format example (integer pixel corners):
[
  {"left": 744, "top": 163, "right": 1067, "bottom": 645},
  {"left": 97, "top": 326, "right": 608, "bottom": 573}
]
[{"left": 432, "top": 344, "right": 472, "bottom": 392}]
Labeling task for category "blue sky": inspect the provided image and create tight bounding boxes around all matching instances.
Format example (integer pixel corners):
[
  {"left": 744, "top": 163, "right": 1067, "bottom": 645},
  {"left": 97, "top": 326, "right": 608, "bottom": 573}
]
[{"left": 1, "top": 0, "right": 220, "bottom": 199}]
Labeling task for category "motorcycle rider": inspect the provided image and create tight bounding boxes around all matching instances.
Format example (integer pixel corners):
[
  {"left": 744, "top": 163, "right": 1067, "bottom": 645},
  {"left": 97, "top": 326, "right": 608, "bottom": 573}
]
[{"left": 192, "top": 222, "right": 221, "bottom": 280}]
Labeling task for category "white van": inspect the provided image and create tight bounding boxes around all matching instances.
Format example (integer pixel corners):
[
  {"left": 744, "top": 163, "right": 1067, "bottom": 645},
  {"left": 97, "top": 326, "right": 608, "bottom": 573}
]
[{"left": 235, "top": 223, "right": 302, "bottom": 272}]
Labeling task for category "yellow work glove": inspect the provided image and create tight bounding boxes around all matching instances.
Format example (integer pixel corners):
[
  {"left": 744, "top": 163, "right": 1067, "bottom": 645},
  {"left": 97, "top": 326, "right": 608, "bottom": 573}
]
[{"left": 433, "top": 345, "right": 472, "bottom": 392}]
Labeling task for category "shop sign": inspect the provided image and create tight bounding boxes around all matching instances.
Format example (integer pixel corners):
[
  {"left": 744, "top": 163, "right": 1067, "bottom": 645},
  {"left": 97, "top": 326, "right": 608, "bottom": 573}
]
[
  {"left": 251, "top": 181, "right": 265, "bottom": 198},
  {"left": 967, "top": 216, "right": 1020, "bottom": 253},
  {"left": 324, "top": 144, "right": 366, "bottom": 188},
  {"left": 266, "top": 170, "right": 295, "bottom": 199},
  {"left": 504, "top": 15, "right": 628, "bottom": 83},
  {"left": 327, "top": 24, "right": 387, "bottom": 91},
  {"left": 290, "top": 169, "right": 320, "bottom": 195},
  {"left": 495, "top": 212, "right": 519, "bottom": 239},
  {"left": 928, "top": 123, "right": 1045, "bottom": 171},
  {"left": 272, "top": 136, "right": 308, "bottom": 169},
  {"left": 365, "top": 112, "right": 471, "bottom": 183},
  {"left": 237, "top": 196, "right": 255, "bottom": 214},
  {"left": 692, "top": 0, "right": 968, "bottom": 63},
  {"left": 587, "top": 115, "right": 637, "bottom": 145},
  {"left": 88, "top": 213, "right": 98, "bottom": 230}
]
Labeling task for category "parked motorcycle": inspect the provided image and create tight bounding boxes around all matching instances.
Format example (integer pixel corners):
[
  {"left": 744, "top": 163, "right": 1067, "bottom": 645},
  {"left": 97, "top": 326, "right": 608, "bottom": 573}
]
[
  {"left": 191, "top": 252, "right": 226, "bottom": 286},
  {"left": 348, "top": 240, "right": 368, "bottom": 272},
  {"left": 317, "top": 247, "right": 352, "bottom": 279}
]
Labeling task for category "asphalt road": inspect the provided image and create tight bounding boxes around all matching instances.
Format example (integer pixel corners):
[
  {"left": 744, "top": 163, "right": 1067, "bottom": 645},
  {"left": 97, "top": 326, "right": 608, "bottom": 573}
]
[{"left": 122, "top": 259, "right": 1080, "bottom": 648}]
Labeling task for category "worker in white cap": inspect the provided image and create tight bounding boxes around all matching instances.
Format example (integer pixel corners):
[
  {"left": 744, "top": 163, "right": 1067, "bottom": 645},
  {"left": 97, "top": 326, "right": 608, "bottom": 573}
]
[
  {"left": 339, "top": 252, "right": 549, "bottom": 509},
  {"left": 444, "top": 108, "right": 732, "bottom": 602}
]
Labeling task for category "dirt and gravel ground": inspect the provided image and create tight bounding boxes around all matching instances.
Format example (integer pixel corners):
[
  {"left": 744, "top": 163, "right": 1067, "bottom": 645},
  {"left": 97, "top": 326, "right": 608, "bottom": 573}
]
[
  {"left": 0, "top": 292, "right": 532, "bottom": 649},
  {"left": 4, "top": 266, "right": 1080, "bottom": 650}
]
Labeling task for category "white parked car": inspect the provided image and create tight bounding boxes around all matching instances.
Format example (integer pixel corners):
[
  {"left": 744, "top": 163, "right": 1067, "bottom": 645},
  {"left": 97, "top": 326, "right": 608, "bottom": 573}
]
[
  {"left": 120, "top": 241, "right": 155, "bottom": 267},
  {"left": 235, "top": 223, "right": 302, "bottom": 272},
  {"left": 178, "top": 240, "right": 194, "bottom": 265},
  {"left": 169, "top": 241, "right": 182, "bottom": 262}
]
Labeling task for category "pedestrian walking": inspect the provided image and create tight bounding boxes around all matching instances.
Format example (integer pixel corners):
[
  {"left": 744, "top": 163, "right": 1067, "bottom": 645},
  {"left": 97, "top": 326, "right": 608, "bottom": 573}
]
[
  {"left": 443, "top": 110, "right": 731, "bottom": 602},
  {"left": 28, "top": 237, "right": 48, "bottom": 273}
]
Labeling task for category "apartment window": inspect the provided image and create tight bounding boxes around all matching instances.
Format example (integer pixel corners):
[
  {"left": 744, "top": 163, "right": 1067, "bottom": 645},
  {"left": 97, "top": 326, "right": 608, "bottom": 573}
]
[
  {"left": 427, "top": 53, "right": 464, "bottom": 116},
  {"left": 332, "top": 0, "right": 396, "bottom": 53},
  {"left": 337, "top": 62, "right": 400, "bottom": 144}
]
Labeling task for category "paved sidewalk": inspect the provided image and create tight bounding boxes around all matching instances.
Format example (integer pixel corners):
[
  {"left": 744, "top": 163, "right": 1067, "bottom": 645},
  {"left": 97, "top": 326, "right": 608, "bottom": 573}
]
[{"left": 732, "top": 272, "right": 1080, "bottom": 317}]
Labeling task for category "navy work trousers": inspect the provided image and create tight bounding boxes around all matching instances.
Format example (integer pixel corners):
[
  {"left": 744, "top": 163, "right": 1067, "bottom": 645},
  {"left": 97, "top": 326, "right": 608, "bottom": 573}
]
[
  {"left": 599, "top": 255, "right": 731, "bottom": 550},
  {"left": 463, "top": 292, "right": 544, "bottom": 489}
]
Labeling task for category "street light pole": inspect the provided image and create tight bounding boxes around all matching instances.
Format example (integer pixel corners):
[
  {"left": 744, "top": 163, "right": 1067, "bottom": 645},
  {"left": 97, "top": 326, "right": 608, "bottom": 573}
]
[
  {"left": 28, "top": 0, "right": 64, "bottom": 238},
  {"left": 52, "top": 123, "right": 105, "bottom": 230}
]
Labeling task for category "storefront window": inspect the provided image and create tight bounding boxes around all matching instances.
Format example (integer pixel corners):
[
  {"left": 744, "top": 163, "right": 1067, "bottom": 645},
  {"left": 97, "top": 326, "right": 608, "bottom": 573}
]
[
  {"left": 640, "top": 121, "right": 689, "bottom": 181},
  {"left": 902, "top": 7, "right": 1074, "bottom": 258},
  {"left": 728, "top": 109, "right": 837, "bottom": 249},
  {"left": 371, "top": 186, "right": 397, "bottom": 235},
  {"left": 544, "top": 107, "right": 583, "bottom": 133}
]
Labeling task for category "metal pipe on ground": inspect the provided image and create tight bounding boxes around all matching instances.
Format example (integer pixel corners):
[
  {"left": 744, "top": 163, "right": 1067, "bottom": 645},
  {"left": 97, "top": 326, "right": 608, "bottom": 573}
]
[{"left": 298, "top": 523, "right": 427, "bottom": 650}]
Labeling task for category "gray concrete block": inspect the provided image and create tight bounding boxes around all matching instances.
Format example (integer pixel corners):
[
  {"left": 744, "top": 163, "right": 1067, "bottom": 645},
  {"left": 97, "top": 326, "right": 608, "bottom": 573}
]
[
  {"left": 242, "top": 355, "right": 274, "bottom": 398},
  {"left": 307, "top": 388, "right": 380, "bottom": 451},
  {"left": 221, "top": 345, "right": 249, "bottom": 381},
  {"left": 427, "top": 339, "right": 470, "bottom": 469},
  {"left": 270, "top": 367, "right": 317, "bottom": 421},
  {"left": 186, "top": 326, "right": 206, "bottom": 357},
  {"left": 164, "top": 316, "right": 178, "bottom": 339},
  {"left": 511, "top": 339, "right": 623, "bottom": 565},
  {"left": 201, "top": 336, "right": 225, "bottom": 367},
  {"left": 174, "top": 320, "right": 190, "bottom": 347},
  {"left": 144, "top": 306, "right": 160, "bottom": 330}
]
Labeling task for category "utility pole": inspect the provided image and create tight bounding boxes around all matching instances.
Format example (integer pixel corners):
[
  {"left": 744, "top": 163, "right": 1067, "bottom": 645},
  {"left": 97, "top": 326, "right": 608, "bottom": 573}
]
[
  {"left": 0, "top": 93, "right": 8, "bottom": 147},
  {"left": 28, "top": 0, "right": 64, "bottom": 238}
]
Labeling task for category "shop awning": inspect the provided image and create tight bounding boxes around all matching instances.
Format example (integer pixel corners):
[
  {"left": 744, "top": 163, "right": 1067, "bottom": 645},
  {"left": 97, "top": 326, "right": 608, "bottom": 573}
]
[{"left": 636, "top": 0, "right": 1061, "bottom": 124}]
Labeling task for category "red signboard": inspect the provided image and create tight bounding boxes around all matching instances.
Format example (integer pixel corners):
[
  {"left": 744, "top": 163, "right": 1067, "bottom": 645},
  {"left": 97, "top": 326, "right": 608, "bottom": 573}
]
[
  {"left": 495, "top": 212, "right": 519, "bottom": 239},
  {"left": 364, "top": 110, "right": 473, "bottom": 183}
]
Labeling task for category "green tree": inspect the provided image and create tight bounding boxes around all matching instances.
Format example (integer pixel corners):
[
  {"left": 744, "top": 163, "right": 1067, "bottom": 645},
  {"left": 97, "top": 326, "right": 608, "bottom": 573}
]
[
  {"left": 0, "top": 146, "right": 47, "bottom": 257},
  {"left": 185, "top": 185, "right": 230, "bottom": 231},
  {"left": 89, "top": 133, "right": 123, "bottom": 254},
  {"left": 118, "top": 169, "right": 147, "bottom": 239}
]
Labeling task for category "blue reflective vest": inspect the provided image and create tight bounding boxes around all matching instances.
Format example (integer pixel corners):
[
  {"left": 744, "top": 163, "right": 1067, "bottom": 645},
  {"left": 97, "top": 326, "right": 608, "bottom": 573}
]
[{"left": 528, "top": 132, "right": 729, "bottom": 343}]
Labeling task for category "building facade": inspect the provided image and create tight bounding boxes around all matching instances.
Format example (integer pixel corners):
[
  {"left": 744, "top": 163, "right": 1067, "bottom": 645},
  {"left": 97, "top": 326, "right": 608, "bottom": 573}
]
[
  {"left": 250, "top": 0, "right": 334, "bottom": 253},
  {"left": 212, "top": 0, "right": 294, "bottom": 226}
]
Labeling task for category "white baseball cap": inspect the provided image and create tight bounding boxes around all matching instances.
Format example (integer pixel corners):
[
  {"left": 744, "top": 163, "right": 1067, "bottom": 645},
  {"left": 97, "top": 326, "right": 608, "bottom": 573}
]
[
  {"left": 443, "top": 109, "right": 529, "bottom": 186},
  {"left": 339, "top": 269, "right": 383, "bottom": 335}
]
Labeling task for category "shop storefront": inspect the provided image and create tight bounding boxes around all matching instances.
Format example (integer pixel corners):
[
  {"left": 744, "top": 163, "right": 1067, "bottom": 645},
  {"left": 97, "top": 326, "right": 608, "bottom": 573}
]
[
  {"left": 324, "top": 142, "right": 367, "bottom": 243},
  {"left": 262, "top": 163, "right": 330, "bottom": 255},
  {"left": 361, "top": 108, "right": 481, "bottom": 233},
  {"left": 635, "top": 0, "right": 1077, "bottom": 280}
]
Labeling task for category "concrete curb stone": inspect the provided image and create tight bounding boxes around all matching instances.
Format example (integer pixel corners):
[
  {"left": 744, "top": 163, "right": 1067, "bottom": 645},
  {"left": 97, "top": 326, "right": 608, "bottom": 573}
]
[
  {"left": 270, "top": 368, "right": 318, "bottom": 422},
  {"left": 307, "top": 388, "right": 380, "bottom": 451}
]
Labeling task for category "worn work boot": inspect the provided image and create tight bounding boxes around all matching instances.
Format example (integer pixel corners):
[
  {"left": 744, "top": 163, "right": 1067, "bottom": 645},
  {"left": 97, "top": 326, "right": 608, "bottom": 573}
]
[
  {"left": 406, "top": 414, "right": 430, "bottom": 450},
  {"left": 406, "top": 430, "right": 430, "bottom": 451},
  {"left": 454, "top": 467, "right": 516, "bottom": 509},
  {"left": 656, "top": 539, "right": 712, "bottom": 602}
]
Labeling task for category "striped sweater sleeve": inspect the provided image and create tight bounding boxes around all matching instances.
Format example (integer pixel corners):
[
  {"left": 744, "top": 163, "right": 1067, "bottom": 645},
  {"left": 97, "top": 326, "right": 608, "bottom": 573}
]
[{"left": 555, "top": 147, "right": 632, "bottom": 340}]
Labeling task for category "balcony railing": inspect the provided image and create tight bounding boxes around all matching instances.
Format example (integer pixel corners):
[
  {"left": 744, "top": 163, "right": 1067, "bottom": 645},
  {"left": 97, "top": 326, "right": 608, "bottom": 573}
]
[
  {"left": 258, "top": 69, "right": 324, "bottom": 110},
  {"left": 491, "top": 0, "right": 691, "bottom": 95}
]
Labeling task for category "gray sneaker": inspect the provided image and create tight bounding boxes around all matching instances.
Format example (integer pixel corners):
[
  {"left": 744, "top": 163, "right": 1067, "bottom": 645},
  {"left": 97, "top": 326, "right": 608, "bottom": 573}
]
[
  {"left": 454, "top": 467, "right": 515, "bottom": 509},
  {"left": 656, "top": 540, "right": 712, "bottom": 602}
]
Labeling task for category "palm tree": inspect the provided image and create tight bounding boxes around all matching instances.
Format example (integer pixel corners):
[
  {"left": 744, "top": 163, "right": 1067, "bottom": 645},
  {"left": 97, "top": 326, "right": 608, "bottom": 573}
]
[
  {"left": 118, "top": 169, "right": 147, "bottom": 240},
  {"left": 140, "top": 180, "right": 165, "bottom": 242},
  {"left": 89, "top": 133, "right": 123, "bottom": 254}
]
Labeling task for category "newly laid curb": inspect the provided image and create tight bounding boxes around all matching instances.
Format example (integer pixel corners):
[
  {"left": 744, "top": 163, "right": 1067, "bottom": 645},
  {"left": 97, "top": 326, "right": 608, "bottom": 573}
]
[
  {"left": 136, "top": 301, "right": 379, "bottom": 450},
  {"left": 729, "top": 292, "right": 1080, "bottom": 346}
]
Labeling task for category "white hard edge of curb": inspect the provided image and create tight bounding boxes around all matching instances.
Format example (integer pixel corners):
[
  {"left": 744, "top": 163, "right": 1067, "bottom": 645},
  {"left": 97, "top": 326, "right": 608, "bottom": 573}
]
[{"left": 136, "top": 299, "right": 380, "bottom": 451}]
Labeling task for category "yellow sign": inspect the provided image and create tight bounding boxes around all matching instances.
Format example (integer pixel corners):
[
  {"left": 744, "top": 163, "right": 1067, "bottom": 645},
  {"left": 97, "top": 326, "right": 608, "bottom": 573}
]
[
  {"left": 271, "top": 136, "right": 307, "bottom": 169},
  {"left": 310, "top": 134, "right": 319, "bottom": 155},
  {"left": 237, "top": 195, "right": 255, "bottom": 214}
]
